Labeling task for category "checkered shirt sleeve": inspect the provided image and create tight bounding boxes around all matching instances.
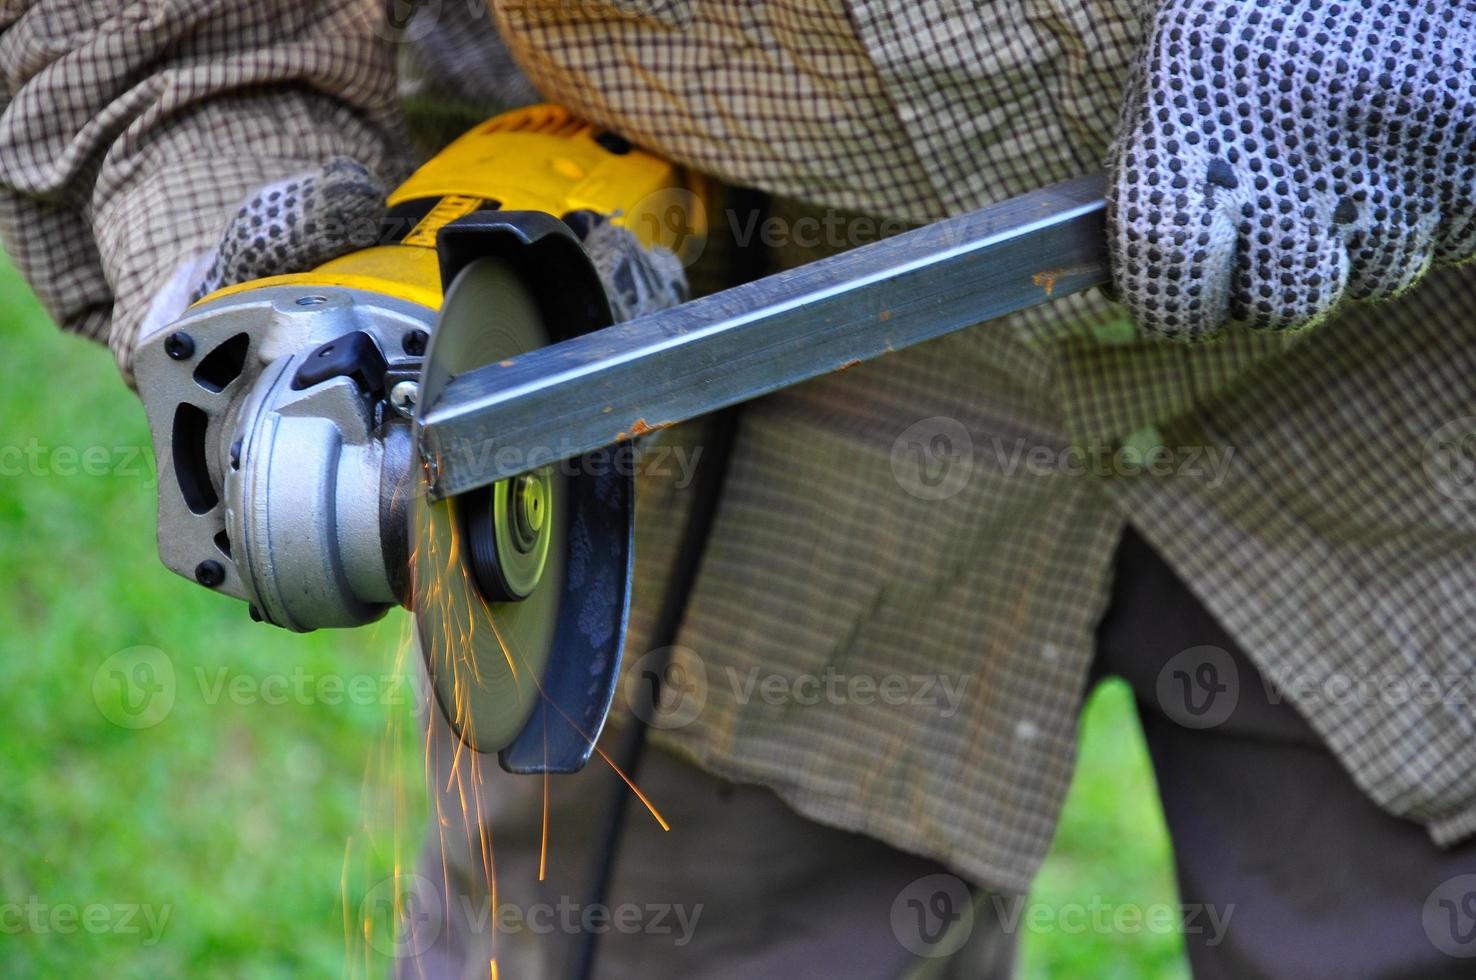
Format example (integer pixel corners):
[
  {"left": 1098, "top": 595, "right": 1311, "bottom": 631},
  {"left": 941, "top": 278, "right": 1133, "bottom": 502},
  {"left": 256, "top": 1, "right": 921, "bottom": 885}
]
[{"left": 0, "top": 0, "right": 409, "bottom": 384}]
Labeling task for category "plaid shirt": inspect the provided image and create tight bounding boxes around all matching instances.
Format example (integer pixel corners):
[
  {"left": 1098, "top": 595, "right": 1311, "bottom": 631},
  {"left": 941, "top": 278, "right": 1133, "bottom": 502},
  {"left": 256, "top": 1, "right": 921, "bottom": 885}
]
[{"left": 4, "top": 0, "right": 1475, "bottom": 894}]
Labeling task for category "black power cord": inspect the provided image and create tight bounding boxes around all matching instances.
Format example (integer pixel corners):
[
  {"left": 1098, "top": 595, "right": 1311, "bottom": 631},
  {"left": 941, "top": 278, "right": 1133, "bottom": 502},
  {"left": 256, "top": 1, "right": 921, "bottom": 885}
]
[
  {"left": 569, "top": 407, "right": 738, "bottom": 980},
  {"left": 570, "top": 185, "right": 770, "bottom": 980}
]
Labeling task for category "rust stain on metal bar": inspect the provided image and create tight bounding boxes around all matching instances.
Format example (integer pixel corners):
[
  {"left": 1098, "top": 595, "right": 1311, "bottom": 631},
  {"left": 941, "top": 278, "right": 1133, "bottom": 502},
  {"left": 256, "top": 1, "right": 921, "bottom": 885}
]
[
  {"left": 1033, "top": 264, "right": 1102, "bottom": 296},
  {"left": 615, "top": 418, "right": 674, "bottom": 441}
]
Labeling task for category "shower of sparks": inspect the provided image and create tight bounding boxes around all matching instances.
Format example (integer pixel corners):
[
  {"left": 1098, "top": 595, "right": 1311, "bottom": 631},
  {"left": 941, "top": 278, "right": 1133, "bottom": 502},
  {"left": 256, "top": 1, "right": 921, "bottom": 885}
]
[
  {"left": 340, "top": 465, "right": 668, "bottom": 978},
  {"left": 541, "top": 736, "right": 551, "bottom": 883}
]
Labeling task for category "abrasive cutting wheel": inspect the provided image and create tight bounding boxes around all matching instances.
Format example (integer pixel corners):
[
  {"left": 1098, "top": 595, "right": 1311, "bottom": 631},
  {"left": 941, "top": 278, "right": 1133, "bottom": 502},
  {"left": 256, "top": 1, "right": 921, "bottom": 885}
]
[{"left": 412, "top": 253, "right": 633, "bottom": 771}]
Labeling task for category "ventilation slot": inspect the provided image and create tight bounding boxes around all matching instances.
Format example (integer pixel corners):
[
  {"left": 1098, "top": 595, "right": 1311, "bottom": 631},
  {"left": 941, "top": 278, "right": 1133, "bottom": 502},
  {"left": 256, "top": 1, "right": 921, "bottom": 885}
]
[
  {"left": 193, "top": 332, "right": 250, "bottom": 392},
  {"left": 213, "top": 529, "right": 232, "bottom": 558},
  {"left": 481, "top": 106, "right": 585, "bottom": 139},
  {"left": 172, "top": 403, "right": 218, "bottom": 515}
]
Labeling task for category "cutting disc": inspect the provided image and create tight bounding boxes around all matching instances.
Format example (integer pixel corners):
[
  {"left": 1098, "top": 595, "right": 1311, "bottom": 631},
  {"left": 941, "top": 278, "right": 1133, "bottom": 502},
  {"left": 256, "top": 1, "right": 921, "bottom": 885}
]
[{"left": 413, "top": 258, "right": 565, "bottom": 752}]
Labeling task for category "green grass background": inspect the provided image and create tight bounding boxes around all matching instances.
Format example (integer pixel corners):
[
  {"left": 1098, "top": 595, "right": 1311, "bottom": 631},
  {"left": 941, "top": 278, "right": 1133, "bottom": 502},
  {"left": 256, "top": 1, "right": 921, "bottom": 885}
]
[{"left": 0, "top": 256, "right": 1186, "bottom": 978}]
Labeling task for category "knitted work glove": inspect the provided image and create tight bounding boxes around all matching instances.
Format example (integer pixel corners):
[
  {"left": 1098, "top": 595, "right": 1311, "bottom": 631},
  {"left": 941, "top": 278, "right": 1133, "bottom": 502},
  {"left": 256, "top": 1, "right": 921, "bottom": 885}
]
[
  {"left": 1108, "top": 0, "right": 1476, "bottom": 339},
  {"left": 190, "top": 157, "right": 388, "bottom": 302},
  {"left": 564, "top": 210, "right": 689, "bottom": 321}
]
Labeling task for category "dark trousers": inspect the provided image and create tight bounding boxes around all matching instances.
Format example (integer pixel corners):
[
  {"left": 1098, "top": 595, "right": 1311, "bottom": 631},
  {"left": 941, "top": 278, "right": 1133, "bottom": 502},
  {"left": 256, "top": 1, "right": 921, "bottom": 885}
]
[
  {"left": 403, "top": 526, "right": 1476, "bottom": 978},
  {"left": 1093, "top": 527, "right": 1476, "bottom": 979}
]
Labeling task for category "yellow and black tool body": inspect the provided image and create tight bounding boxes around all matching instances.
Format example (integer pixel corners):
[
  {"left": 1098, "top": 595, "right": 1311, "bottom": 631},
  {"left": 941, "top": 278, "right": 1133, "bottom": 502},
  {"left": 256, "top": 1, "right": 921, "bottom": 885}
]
[
  {"left": 201, "top": 103, "right": 701, "bottom": 312},
  {"left": 134, "top": 104, "right": 703, "bottom": 772}
]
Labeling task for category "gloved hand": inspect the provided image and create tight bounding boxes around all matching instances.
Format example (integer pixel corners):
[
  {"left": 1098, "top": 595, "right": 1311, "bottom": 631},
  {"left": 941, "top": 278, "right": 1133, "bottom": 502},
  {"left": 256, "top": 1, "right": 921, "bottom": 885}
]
[
  {"left": 138, "top": 157, "right": 390, "bottom": 337},
  {"left": 189, "top": 157, "right": 389, "bottom": 303},
  {"left": 1108, "top": 0, "right": 1476, "bottom": 339},
  {"left": 563, "top": 210, "right": 689, "bottom": 321}
]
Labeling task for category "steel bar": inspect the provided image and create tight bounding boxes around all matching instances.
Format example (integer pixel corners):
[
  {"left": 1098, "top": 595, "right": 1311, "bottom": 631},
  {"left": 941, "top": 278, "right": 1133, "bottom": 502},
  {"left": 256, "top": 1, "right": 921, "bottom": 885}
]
[{"left": 420, "top": 173, "right": 1109, "bottom": 498}]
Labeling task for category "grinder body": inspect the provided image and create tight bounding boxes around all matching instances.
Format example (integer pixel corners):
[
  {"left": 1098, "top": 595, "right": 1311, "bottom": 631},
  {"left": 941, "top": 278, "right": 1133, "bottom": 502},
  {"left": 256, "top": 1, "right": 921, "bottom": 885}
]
[{"left": 133, "top": 104, "right": 699, "bottom": 768}]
